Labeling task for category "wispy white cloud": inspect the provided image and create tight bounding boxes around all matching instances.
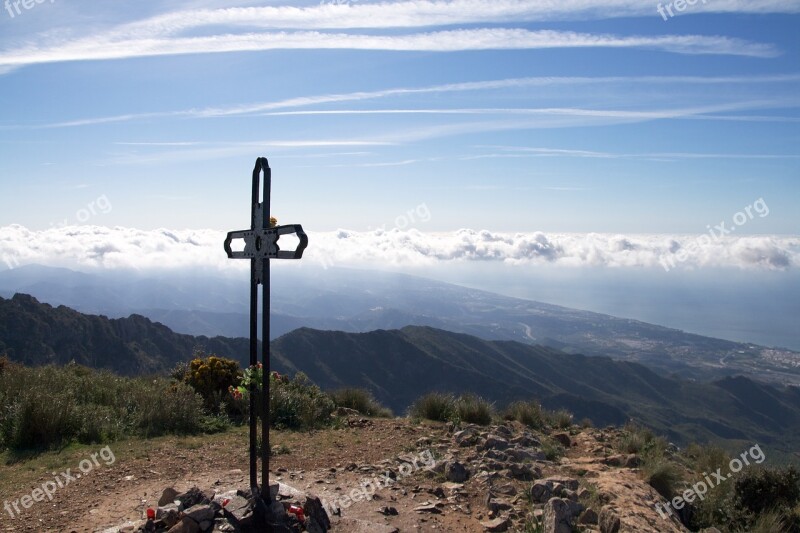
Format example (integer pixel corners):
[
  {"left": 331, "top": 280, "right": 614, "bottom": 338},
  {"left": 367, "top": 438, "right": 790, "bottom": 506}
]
[
  {"left": 0, "top": 225, "right": 796, "bottom": 272},
  {"left": 24, "top": 73, "right": 798, "bottom": 129},
  {"left": 99, "top": 139, "right": 394, "bottom": 165},
  {"left": 0, "top": 28, "right": 779, "bottom": 75},
  {"left": 474, "top": 146, "right": 800, "bottom": 160},
  {"left": 31, "top": 1, "right": 800, "bottom": 37}
]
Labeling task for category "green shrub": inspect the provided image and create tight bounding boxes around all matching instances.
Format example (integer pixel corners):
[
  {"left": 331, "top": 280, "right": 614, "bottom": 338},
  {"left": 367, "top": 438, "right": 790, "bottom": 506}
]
[
  {"left": 691, "top": 465, "right": 800, "bottom": 532},
  {"left": 269, "top": 372, "right": 336, "bottom": 430},
  {"left": 541, "top": 437, "right": 565, "bottom": 461},
  {"left": 643, "top": 456, "right": 683, "bottom": 499},
  {"left": 0, "top": 363, "right": 218, "bottom": 452},
  {"left": 548, "top": 409, "right": 574, "bottom": 430},
  {"left": 182, "top": 354, "right": 242, "bottom": 413},
  {"left": 503, "top": 400, "right": 546, "bottom": 429},
  {"left": 746, "top": 511, "right": 788, "bottom": 533},
  {"left": 454, "top": 394, "right": 494, "bottom": 425},
  {"left": 2, "top": 386, "right": 78, "bottom": 450},
  {"left": 409, "top": 392, "right": 456, "bottom": 422},
  {"left": 617, "top": 422, "right": 656, "bottom": 454},
  {"left": 129, "top": 378, "right": 210, "bottom": 437},
  {"left": 735, "top": 466, "right": 800, "bottom": 516},
  {"left": 330, "top": 388, "right": 392, "bottom": 418},
  {"left": 684, "top": 442, "right": 731, "bottom": 474}
]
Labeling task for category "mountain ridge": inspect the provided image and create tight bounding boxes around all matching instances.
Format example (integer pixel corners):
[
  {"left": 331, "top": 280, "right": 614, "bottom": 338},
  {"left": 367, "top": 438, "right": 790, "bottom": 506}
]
[
  {"left": 1, "top": 292, "right": 798, "bottom": 457},
  {"left": 1, "top": 265, "right": 798, "bottom": 385},
  {"left": 269, "top": 325, "right": 800, "bottom": 455}
]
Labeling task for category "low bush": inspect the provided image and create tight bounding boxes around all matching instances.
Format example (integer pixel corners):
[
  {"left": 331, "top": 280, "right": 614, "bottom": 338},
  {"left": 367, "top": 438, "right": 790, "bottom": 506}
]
[
  {"left": 180, "top": 354, "right": 242, "bottom": 413},
  {"left": 408, "top": 392, "right": 456, "bottom": 423},
  {"left": 548, "top": 409, "right": 574, "bottom": 430},
  {"left": 503, "top": 400, "right": 546, "bottom": 429},
  {"left": 269, "top": 372, "right": 337, "bottom": 430},
  {"left": 0, "top": 363, "right": 216, "bottom": 452},
  {"left": 454, "top": 394, "right": 494, "bottom": 425},
  {"left": 330, "top": 388, "right": 392, "bottom": 418},
  {"left": 643, "top": 455, "right": 683, "bottom": 500},
  {"left": 617, "top": 422, "right": 655, "bottom": 454}
]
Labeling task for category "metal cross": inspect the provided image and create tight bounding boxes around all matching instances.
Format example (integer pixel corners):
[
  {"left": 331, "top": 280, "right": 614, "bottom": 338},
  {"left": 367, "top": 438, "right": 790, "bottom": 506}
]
[{"left": 224, "top": 157, "right": 308, "bottom": 505}]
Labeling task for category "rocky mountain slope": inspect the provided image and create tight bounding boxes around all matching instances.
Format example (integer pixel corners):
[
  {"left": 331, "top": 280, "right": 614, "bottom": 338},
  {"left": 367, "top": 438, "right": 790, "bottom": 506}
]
[
  {"left": 0, "top": 293, "right": 249, "bottom": 374},
  {"left": 269, "top": 326, "right": 800, "bottom": 456},
  {"left": 2, "top": 265, "right": 797, "bottom": 384},
  {"left": 1, "top": 293, "right": 798, "bottom": 457}
]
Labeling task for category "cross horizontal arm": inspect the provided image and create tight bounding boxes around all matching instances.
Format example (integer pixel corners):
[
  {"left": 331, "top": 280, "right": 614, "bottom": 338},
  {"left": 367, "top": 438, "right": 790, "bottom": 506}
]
[{"left": 224, "top": 224, "right": 308, "bottom": 260}]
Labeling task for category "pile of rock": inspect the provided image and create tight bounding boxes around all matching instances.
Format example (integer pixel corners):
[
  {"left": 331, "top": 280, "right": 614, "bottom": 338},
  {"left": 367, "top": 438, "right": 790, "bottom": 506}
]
[
  {"left": 101, "top": 483, "right": 330, "bottom": 533},
  {"left": 437, "top": 423, "right": 620, "bottom": 532}
]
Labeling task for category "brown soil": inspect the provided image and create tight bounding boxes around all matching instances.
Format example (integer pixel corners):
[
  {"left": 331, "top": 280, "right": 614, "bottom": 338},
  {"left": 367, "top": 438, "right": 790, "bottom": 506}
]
[{"left": 0, "top": 419, "right": 690, "bottom": 532}]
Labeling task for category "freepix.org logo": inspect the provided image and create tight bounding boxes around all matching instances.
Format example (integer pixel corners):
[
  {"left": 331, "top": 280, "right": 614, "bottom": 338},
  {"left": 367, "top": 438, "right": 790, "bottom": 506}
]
[
  {"left": 3, "top": 446, "right": 116, "bottom": 519},
  {"left": 5, "top": 0, "right": 56, "bottom": 19}
]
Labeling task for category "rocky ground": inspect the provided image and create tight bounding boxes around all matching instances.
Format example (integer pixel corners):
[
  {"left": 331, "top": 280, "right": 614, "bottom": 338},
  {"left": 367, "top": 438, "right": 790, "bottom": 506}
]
[{"left": 0, "top": 418, "right": 695, "bottom": 532}]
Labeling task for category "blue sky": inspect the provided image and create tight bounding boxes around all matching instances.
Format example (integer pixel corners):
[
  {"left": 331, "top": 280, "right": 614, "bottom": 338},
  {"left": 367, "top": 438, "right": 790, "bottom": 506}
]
[
  {"left": 0, "top": 0, "right": 798, "bottom": 235},
  {"left": 1, "top": 1, "right": 799, "bottom": 349}
]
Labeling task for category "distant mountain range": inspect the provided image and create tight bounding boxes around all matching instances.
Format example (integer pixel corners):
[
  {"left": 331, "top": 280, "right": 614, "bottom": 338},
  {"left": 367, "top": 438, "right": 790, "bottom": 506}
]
[
  {"left": 1, "top": 292, "right": 798, "bottom": 457},
  {"left": 0, "top": 293, "right": 250, "bottom": 374},
  {"left": 0, "top": 264, "right": 797, "bottom": 385},
  {"left": 271, "top": 326, "right": 800, "bottom": 457}
]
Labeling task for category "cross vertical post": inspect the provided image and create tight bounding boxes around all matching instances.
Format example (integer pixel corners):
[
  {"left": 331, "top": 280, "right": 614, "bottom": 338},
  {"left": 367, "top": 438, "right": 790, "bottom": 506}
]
[{"left": 224, "top": 157, "right": 308, "bottom": 507}]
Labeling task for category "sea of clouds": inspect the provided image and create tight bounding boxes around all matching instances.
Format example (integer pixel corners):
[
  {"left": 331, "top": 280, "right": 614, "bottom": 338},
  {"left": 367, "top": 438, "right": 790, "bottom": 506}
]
[{"left": 0, "top": 225, "right": 796, "bottom": 273}]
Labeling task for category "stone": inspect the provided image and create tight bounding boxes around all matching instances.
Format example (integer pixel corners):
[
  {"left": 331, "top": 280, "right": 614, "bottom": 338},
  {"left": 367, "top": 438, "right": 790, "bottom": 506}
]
[
  {"left": 552, "top": 433, "right": 572, "bottom": 448},
  {"left": 578, "top": 508, "right": 599, "bottom": 525},
  {"left": 505, "top": 448, "right": 545, "bottom": 462},
  {"left": 482, "top": 434, "right": 510, "bottom": 451},
  {"left": 306, "top": 517, "right": 326, "bottom": 533},
  {"left": 184, "top": 504, "right": 215, "bottom": 523},
  {"left": 599, "top": 506, "right": 621, "bottom": 533},
  {"left": 624, "top": 454, "right": 641, "bottom": 468},
  {"left": 223, "top": 495, "right": 255, "bottom": 527},
  {"left": 446, "top": 461, "right": 470, "bottom": 483},
  {"left": 603, "top": 455, "right": 625, "bottom": 467},
  {"left": 414, "top": 503, "right": 442, "bottom": 514},
  {"left": 156, "top": 504, "right": 181, "bottom": 528},
  {"left": 493, "top": 484, "right": 517, "bottom": 496},
  {"left": 544, "top": 477, "right": 579, "bottom": 491},
  {"left": 166, "top": 517, "right": 200, "bottom": 533},
  {"left": 454, "top": 427, "right": 481, "bottom": 447},
  {"left": 158, "top": 487, "right": 180, "bottom": 507},
  {"left": 303, "top": 494, "right": 331, "bottom": 531},
  {"left": 511, "top": 434, "right": 540, "bottom": 448},
  {"left": 530, "top": 481, "right": 553, "bottom": 503},
  {"left": 543, "top": 498, "right": 573, "bottom": 533},
  {"left": 480, "top": 516, "right": 510, "bottom": 532},
  {"left": 176, "top": 487, "right": 212, "bottom": 509},
  {"left": 509, "top": 463, "right": 537, "bottom": 480}
]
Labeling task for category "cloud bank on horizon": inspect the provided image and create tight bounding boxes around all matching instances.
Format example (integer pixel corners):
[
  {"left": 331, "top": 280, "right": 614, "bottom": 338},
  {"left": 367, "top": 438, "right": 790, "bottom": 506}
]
[{"left": 0, "top": 225, "right": 795, "bottom": 273}]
